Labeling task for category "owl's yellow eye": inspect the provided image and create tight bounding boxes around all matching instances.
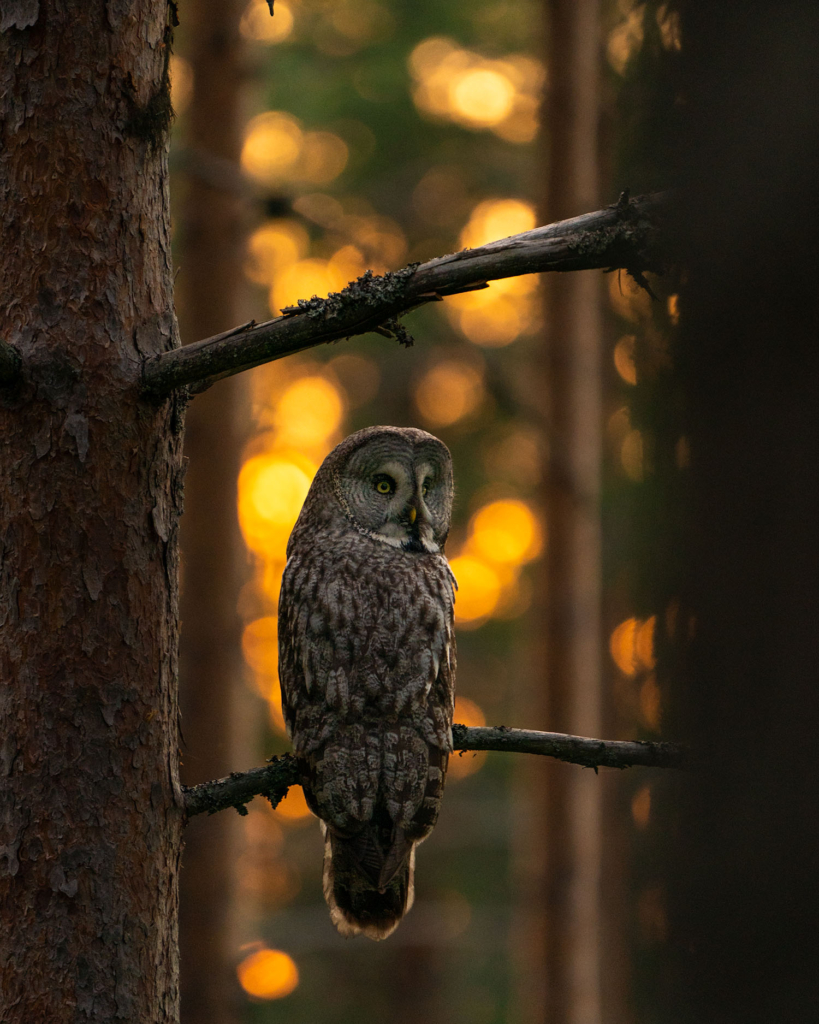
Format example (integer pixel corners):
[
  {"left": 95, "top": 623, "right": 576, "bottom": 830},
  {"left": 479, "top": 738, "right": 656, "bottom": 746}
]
[
  {"left": 421, "top": 483, "right": 429, "bottom": 496},
  {"left": 374, "top": 476, "right": 394, "bottom": 494}
]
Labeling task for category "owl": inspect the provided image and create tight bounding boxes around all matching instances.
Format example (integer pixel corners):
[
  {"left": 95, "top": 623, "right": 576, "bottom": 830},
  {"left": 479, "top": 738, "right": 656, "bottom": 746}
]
[{"left": 278, "top": 425, "right": 457, "bottom": 940}]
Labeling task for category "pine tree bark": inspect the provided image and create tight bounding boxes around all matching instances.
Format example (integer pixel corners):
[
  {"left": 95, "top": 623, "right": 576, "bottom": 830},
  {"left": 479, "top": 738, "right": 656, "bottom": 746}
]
[{"left": 0, "top": 2, "right": 184, "bottom": 1020}]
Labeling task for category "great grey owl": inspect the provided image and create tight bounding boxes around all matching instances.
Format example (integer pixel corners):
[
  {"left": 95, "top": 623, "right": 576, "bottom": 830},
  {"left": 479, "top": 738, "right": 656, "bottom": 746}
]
[{"left": 278, "top": 425, "right": 457, "bottom": 940}]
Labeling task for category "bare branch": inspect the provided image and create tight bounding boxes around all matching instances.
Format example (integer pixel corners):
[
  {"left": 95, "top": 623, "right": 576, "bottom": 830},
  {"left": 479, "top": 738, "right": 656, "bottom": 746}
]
[
  {"left": 0, "top": 338, "right": 22, "bottom": 387},
  {"left": 145, "top": 190, "right": 668, "bottom": 398},
  {"left": 184, "top": 754, "right": 301, "bottom": 819},
  {"left": 183, "top": 721, "right": 685, "bottom": 819},
  {"left": 452, "top": 724, "right": 686, "bottom": 770}
]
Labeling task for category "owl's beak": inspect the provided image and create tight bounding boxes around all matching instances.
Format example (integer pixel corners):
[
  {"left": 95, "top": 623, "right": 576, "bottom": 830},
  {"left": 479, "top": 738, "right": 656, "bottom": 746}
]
[{"left": 408, "top": 507, "right": 417, "bottom": 524}]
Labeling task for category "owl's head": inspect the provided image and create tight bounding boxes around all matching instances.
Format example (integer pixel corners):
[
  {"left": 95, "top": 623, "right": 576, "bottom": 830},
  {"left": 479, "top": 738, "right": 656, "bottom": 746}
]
[{"left": 307, "top": 426, "right": 454, "bottom": 553}]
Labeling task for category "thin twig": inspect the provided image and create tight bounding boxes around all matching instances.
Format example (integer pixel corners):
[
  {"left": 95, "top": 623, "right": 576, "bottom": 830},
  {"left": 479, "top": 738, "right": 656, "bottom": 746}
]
[
  {"left": 144, "top": 191, "right": 668, "bottom": 398},
  {"left": 183, "top": 722, "right": 685, "bottom": 819}
]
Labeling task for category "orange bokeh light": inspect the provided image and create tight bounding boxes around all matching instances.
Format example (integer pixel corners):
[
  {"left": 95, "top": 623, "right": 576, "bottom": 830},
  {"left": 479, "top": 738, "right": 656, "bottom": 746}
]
[
  {"left": 607, "top": 6, "right": 645, "bottom": 75},
  {"left": 273, "top": 785, "right": 314, "bottom": 822},
  {"left": 446, "top": 275, "right": 538, "bottom": 348},
  {"left": 241, "top": 112, "right": 347, "bottom": 188},
  {"left": 408, "top": 37, "right": 542, "bottom": 142},
  {"left": 609, "top": 270, "right": 653, "bottom": 322},
  {"left": 636, "top": 616, "right": 657, "bottom": 670},
  {"left": 237, "top": 452, "right": 315, "bottom": 557},
  {"left": 667, "top": 292, "right": 680, "bottom": 324},
  {"left": 443, "top": 200, "right": 539, "bottom": 345},
  {"left": 241, "top": 112, "right": 303, "bottom": 183},
  {"left": 454, "top": 694, "right": 486, "bottom": 729},
  {"left": 299, "top": 131, "right": 349, "bottom": 185},
  {"left": 245, "top": 220, "right": 309, "bottom": 286},
  {"left": 169, "top": 56, "right": 194, "bottom": 116},
  {"left": 236, "top": 370, "right": 349, "bottom": 731},
  {"left": 328, "top": 244, "right": 367, "bottom": 285},
  {"left": 241, "top": 617, "right": 288, "bottom": 731},
  {"left": 273, "top": 376, "right": 344, "bottom": 449},
  {"left": 242, "top": 616, "right": 278, "bottom": 676},
  {"left": 450, "top": 695, "right": 488, "bottom": 779},
  {"left": 271, "top": 258, "right": 335, "bottom": 313},
  {"left": 449, "top": 68, "right": 516, "bottom": 126},
  {"left": 610, "top": 615, "right": 657, "bottom": 676},
  {"left": 449, "top": 554, "right": 502, "bottom": 625},
  {"left": 468, "top": 499, "right": 542, "bottom": 567},
  {"left": 640, "top": 675, "right": 662, "bottom": 730},
  {"left": 459, "top": 199, "right": 536, "bottom": 249},
  {"left": 414, "top": 360, "right": 485, "bottom": 427},
  {"left": 657, "top": 4, "right": 682, "bottom": 51},
  {"left": 614, "top": 334, "right": 638, "bottom": 385},
  {"left": 610, "top": 617, "right": 639, "bottom": 676},
  {"left": 267, "top": 684, "right": 287, "bottom": 734},
  {"left": 493, "top": 93, "right": 540, "bottom": 144},
  {"left": 240, "top": 0, "right": 294, "bottom": 44},
  {"left": 453, "top": 298, "right": 527, "bottom": 347},
  {"left": 237, "top": 947, "right": 299, "bottom": 1000},
  {"left": 607, "top": 405, "right": 632, "bottom": 446}
]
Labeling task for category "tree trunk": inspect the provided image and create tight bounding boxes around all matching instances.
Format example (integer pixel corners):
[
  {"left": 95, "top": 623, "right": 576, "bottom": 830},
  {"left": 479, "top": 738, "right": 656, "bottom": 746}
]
[
  {"left": 0, "top": 3, "right": 184, "bottom": 1020},
  {"left": 652, "top": 5, "right": 819, "bottom": 1021},
  {"left": 176, "top": 0, "right": 248, "bottom": 1019},
  {"left": 537, "top": 2, "right": 605, "bottom": 1022}
]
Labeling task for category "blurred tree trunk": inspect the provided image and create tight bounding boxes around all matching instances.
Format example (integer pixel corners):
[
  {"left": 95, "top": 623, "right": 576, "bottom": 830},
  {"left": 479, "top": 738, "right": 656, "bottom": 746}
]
[
  {"left": 0, "top": 2, "right": 184, "bottom": 1020},
  {"left": 531, "top": 2, "right": 608, "bottom": 1022},
  {"left": 175, "top": 1, "right": 248, "bottom": 1021},
  {"left": 651, "top": 4, "right": 819, "bottom": 1021}
]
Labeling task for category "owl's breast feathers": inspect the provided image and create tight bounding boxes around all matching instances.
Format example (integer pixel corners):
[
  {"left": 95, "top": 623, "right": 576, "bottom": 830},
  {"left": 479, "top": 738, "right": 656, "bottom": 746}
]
[
  {"left": 278, "top": 529, "right": 457, "bottom": 938},
  {"left": 279, "top": 531, "right": 456, "bottom": 755}
]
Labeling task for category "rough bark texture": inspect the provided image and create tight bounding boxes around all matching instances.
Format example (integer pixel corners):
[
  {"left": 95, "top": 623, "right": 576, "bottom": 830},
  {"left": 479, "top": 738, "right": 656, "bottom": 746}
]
[
  {"left": 175, "top": 0, "right": 247, "bottom": 1019},
  {"left": 0, "top": 2, "right": 184, "bottom": 1021},
  {"left": 0, "top": 337, "right": 22, "bottom": 386}
]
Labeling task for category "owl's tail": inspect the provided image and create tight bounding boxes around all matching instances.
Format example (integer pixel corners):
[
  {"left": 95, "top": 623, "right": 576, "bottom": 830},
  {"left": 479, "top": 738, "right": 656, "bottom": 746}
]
[{"left": 322, "top": 823, "right": 416, "bottom": 941}]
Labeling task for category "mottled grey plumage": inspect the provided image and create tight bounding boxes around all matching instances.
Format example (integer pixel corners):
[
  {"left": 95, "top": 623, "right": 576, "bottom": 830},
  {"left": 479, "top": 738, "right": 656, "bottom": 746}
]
[{"left": 278, "top": 426, "right": 457, "bottom": 940}]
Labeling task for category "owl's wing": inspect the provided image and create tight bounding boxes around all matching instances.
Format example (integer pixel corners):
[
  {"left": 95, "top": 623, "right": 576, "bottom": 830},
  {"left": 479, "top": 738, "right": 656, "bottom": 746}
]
[
  {"left": 278, "top": 548, "right": 456, "bottom": 831},
  {"left": 278, "top": 551, "right": 366, "bottom": 757},
  {"left": 279, "top": 546, "right": 457, "bottom": 939}
]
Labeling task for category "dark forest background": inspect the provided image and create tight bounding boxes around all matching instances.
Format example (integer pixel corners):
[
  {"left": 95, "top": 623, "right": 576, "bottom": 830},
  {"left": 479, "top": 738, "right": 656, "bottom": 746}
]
[{"left": 172, "top": 2, "right": 819, "bottom": 1022}]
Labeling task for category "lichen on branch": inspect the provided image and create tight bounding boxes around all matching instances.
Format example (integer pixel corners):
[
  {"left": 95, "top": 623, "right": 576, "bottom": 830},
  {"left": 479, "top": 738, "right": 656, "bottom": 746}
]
[{"left": 142, "top": 191, "right": 669, "bottom": 398}]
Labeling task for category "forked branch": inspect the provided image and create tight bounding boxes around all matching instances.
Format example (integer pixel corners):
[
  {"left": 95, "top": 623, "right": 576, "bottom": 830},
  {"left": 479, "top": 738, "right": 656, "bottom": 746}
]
[
  {"left": 183, "top": 722, "right": 685, "bottom": 819},
  {"left": 144, "top": 190, "right": 667, "bottom": 398}
]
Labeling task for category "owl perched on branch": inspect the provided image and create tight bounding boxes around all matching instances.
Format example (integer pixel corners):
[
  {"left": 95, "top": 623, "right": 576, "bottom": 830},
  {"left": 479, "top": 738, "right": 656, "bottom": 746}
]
[{"left": 278, "top": 426, "right": 457, "bottom": 940}]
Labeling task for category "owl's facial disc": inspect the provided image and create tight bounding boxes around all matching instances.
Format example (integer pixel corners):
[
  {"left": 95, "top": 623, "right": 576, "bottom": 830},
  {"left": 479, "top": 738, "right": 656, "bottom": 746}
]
[
  {"left": 335, "top": 432, "right": 453, "bottom": 554},
  {"left": 367, "top": 460, "right": 440, "bottom": 552}
]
